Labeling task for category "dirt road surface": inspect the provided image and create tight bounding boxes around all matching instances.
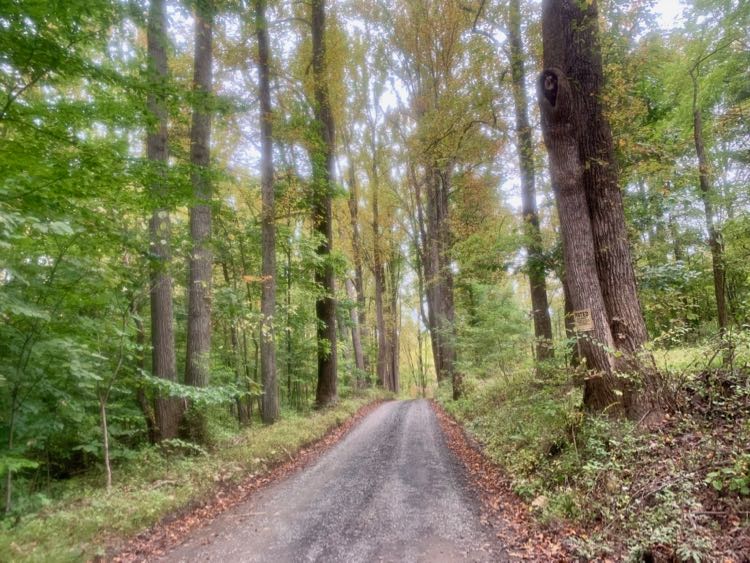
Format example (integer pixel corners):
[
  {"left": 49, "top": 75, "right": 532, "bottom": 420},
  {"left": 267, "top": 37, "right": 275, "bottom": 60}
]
[{"left": 161, "top": 400, "right": 506, "bottom": 562}]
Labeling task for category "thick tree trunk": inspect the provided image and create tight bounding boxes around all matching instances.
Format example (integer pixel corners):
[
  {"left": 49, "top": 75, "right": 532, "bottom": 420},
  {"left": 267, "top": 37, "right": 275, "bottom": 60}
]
[
  {"left": 692, "top": 75, "right": 728, "bottom": 334},
  {"left": 185, "top": 0, "right": 214, "bottom": 436},
  {"left": 146, "top": 0, "right": 182, "bottom": 441},
  {"left": 255, "top": 0, "right": 279, "bottom": 423},
  {"left": 542, "top": 0, "right": 650, "bottom": 358},
  {"left": 311, "top": 0, "right": 337, "bottom": 407},
  {"left": 508, "top": 0, "right": 554, "bottom": 362},
  {"left": 541, "top": 0, "right": 662, "bottom": 420},
  {"left": 425, "top": 167, "right": 461, "bottom": 398},
  {"left": 538, "top": 68, "right": 621, "bottom": 414}
]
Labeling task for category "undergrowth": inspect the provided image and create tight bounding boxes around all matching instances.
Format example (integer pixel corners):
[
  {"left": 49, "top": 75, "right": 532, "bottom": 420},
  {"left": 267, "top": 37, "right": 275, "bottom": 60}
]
[
  {"left": 441, "top": 341, "right": 750, "bottom": 561},
  {"left": 0, "top": 389, "right": 388, "bottom": 562}
]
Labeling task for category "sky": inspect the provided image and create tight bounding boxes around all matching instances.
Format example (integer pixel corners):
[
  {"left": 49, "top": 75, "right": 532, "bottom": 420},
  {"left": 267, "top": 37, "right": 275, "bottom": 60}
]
[{"left": 654, "top": 0, "right": 686, "bottom": 29}]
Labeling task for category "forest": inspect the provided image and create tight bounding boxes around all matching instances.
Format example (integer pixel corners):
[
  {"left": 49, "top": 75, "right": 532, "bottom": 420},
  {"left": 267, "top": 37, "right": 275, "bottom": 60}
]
[{"left": 0, "top": 0, "right": 749, "bottom": 560}]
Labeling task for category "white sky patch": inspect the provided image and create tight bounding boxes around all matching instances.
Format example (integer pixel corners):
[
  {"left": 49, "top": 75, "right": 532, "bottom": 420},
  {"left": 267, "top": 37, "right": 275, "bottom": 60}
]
[{"left": 654, "top": 0, "right": 686, "bottom": 29}]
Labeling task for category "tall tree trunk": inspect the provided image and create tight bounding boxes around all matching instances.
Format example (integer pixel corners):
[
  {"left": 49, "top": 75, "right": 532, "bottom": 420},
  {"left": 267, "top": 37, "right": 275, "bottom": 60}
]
[
  {"left": 372, "top": 181, "right": 391, "bottom": 389},
  {"left": 413, "top": 168, "right": 443, "bottom": 384},
  {"left": 388, "top": 255, "right": 400, "bottom": 393},
  {"left": 185, "top": 0, "right": 214, "bottom": 436},
  {"left": 508, "top": 0, "right": 554, "bottom": 361},
  {"left": 414, "top": 241, "right": 429, "bottom": 392},
  {"left": 538, "top": 68, "right": 621, "bottom": 413},
  {"left": 540, "top": 0, "right": 663, "bottom": 419},
  {"left": 425, "top": 167, "right": 461, "bottom": 398},
  {"left": 346, "top": 279, "right": 366, "bottom": 384},
  {"left": 343, "top": 133, "right": 369, "bottom": 377},
  {"left": 370, "top": 137, "right": 393, "bottom": 391},
  {"left": 543, "top": 0, "right": 650, "bottom": 360},
  {"left": 691, "top": 73, "right": 728, "bottom": 334},
  {"left": 424, "top": 169, "right": 445, "bottom": 381},
  {"left": 146, "top": 0, "right": 182, "bottom": 441},
  {"left": 311, "top": 0, "right": 337, "bottom": 407},
  {"left": 285, "top": 212, "right": 294, "bottom": 403},
  {"left": 255, "top": 0, "right": 279, "bottom": 423}
]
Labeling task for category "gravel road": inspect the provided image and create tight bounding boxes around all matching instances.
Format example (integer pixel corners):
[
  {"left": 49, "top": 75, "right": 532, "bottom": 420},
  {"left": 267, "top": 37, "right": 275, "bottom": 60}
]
[{"left": 161, "top": 399, "right": 506, "bottom": 563}]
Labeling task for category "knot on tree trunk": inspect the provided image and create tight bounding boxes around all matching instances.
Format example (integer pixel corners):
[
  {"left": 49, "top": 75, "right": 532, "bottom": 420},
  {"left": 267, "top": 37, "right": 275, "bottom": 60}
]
[{"left": 537, "top": 68, "right": 575, "bottom": 128}]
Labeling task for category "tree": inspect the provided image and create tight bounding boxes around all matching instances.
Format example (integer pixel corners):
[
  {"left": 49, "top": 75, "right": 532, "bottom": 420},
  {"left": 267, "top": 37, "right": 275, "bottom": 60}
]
[
  {"left": 691, "top": 56, "right": 729, "bottom": 335},
  {"left": 146, "top": 0, "right": 181, "bottom": 441},
  {"left": 388, "top": 0, "right": 487, "bottom": 400},
  {"left": 538, "top": 67, "right": 620, "bottom": 411},
  {"left": 539, "top": 0, "right": 662, "bottom": 419},
  {"left": 368, "top": 122, "right": 394, "bottom": 391},
  {"left": 682, "top": 1, "right": 748, "bottom": 335},
  {"left": 185, "top": 0, "right": 215, "bottom": 434},
  {"left": 255, "top": 0, "right": 279, "bottom": 423},
  {"left": 345, "top": 278, "right": 366, "bottom": 380},
  {"left": 342, "top": 129, "right": 369, "bottom": 380},
  {"left": 310, "top": 0, "right": 338, "bottom": 407},
  {"left": 507, "top": 0, "right": 554, "bottom": 362}
]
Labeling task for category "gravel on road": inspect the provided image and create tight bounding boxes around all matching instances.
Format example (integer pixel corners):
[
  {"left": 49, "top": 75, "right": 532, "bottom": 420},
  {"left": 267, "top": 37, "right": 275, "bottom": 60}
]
[{"left": 161, "top": 399, "right": 507, "bottom": 563}]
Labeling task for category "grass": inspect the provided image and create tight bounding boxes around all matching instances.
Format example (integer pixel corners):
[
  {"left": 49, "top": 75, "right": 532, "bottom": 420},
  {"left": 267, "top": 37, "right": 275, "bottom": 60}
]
[
  {"left": 439, "top": 343, "right": 750, "bottom": 561},
  {"left": 0, "top": 389, "right": 388, "bottom": 562}
]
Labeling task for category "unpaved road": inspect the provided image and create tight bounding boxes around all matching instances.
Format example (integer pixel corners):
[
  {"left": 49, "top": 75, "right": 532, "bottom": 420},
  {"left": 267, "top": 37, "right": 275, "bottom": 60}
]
[{"left": 162, "top": 400, "right": 506, "bottom": 562}]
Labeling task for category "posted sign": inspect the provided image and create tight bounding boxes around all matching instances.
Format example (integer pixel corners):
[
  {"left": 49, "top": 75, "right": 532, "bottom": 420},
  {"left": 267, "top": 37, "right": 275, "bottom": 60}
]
[{"left": 573, "top": 309, "right": 594, "bottom": 332}]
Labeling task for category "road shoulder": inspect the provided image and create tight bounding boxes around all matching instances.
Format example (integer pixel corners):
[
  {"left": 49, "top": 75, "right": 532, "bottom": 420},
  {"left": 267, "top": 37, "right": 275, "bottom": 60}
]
[
  {"left": 431, "top": 400, "right": 572, "bottom": 561},
  {"left": 112, "top": 398, "right": 387, "bottom": 562}
]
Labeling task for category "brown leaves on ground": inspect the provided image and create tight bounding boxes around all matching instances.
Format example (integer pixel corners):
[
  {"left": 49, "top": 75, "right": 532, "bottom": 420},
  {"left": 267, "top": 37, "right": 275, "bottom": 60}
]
[
  {"left": 110, "top": 400, "right": 384, "bottom": 562},
  {"left": 431, "top": 400, "right": 575, "bottom": 562}
]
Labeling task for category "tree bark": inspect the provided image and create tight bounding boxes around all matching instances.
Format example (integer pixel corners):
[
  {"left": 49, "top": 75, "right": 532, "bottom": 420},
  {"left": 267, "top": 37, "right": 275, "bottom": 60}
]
[
  {"left": 388, "top": 254, "right": 400, "bottom": 393},
  {"left": 372, "top": 195, "right": 390, "bottom": 389},
  {"left": 370, "top": 137, "right": 393, "bottom": 391},
  {"left": 346, "top": 278, "right": 366, "bottom": 383},
  {"left": 412, "top": 167, "right": 443, "bottom": 384},
  {"left": 413, "top": 172, "right": 445, "bottom": 384},
  {"left": 343, "top": 134, "right": 369, "bottom": 377},
  {"left": 146, "top": 0, "right": 182, "bottom": 441},
  {"left": 425, "top": 167, "right": 461, "bottom": 398},
  {"left": 185, "top": 0, "right": 214, "bottom": 437},
  {"left": 311, "top": 0, "right": 337, "bottom": 407},
  {"left": 541, "top": 0, "right": 662, "bottom": 420},
  {"left": 691, "top": 73, "right": 728, "bottom": 334},
  {"left": 561, "top": 275, "right": 579, "bottom": 368},
  {"left": 542, "top": 0, "right": 649, "bottom": 357},
  {"left": 508, "top": 0, "right": 554, "bottom": 362},
  {"left": 185, "top": 0, "right": 214, "bottom": 389},
  {"left": 538, "top": 68, "right": 621, "bottom": 414},
  {"left": 255, "top": 0, "right": 279, "bottom": 423}
]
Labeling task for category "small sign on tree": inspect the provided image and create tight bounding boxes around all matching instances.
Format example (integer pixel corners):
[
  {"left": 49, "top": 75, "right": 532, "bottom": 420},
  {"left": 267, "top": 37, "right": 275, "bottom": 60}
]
[{"left": 573, "top": 309, "right": 594, "bottom": 332}]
